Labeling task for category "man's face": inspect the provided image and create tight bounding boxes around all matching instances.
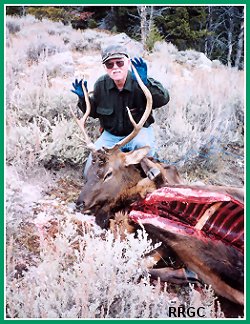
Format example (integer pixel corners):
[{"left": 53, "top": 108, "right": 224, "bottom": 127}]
[{"left": 103, "top": 57, "right": 130, "bottom": 83}]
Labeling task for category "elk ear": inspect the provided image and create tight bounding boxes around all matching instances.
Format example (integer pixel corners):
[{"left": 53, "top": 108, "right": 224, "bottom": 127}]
[{"left": 124, "top": 146, "right": 150, "bottom": 166}]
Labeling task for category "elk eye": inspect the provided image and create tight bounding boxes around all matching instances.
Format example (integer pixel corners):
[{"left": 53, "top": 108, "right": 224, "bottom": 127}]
[{"left": 103, "top": 169, "right": 113, "bottom": 181}]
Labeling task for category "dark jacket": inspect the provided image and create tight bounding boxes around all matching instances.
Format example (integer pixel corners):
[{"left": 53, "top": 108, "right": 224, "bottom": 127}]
[{"left": 78, "top": 71, "right": 169, "bottom": 136}]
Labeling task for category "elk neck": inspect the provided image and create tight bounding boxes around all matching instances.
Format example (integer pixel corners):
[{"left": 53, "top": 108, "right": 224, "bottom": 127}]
[{"left": 119, "top": 164, "right": 156, "bottom": 202}]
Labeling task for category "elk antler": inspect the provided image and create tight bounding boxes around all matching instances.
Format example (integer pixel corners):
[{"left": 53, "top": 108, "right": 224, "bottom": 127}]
[
  {"left": 71, "top": 62, "right": 152, "bottom": 152},
  {"left": 112, "top": 64, "right": 153, "bottom": 151},
  {"left": 70, "top": 81, "right": 96, "bottom": 150}
]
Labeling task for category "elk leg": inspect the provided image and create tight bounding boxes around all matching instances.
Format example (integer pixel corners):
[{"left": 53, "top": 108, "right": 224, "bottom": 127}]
[
  {"left": 149, "top": 267, "right": 202, "bottom": 285},
  {"left": 140, "top": 158, "right": 183, "bottom": 185},
  {"left": 144, "top": 224, "right": 244, "bottom": 305},
  {"left": 140, "top": 157, "right": 164, "bottom": 183}
]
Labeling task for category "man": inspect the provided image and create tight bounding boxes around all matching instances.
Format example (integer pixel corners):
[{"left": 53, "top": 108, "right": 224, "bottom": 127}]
[{"left": 71, "top": 44, "right": 169, "bottom": 176}]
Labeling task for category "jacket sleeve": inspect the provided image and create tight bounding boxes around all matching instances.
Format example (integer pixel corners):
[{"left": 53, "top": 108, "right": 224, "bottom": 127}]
[{"left": 147, "top": 78, "right": 170, "bottom": 109}]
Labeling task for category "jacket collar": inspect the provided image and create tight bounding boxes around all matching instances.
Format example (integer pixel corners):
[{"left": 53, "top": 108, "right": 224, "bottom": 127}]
[{"left": 106, "top": 71, "right": 133, "bottom": 92}]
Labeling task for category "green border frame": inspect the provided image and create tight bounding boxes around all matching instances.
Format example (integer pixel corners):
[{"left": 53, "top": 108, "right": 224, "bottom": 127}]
[{"left": 2, "top": 0, "right": 248, "bottom": 322}]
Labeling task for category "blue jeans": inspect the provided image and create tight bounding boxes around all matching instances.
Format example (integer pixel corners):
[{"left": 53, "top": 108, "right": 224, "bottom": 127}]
[{"left": 83, "top": 126, "right": 155, "bottom": 177}]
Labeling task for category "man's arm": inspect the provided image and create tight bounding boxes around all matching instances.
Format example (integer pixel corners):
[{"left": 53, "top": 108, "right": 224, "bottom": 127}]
[
  {"left": 147, "top": 78, "right": 170, "bottom": 109},
  {"left": 131, "top": 57, "right": 169, "bottom": 109}
]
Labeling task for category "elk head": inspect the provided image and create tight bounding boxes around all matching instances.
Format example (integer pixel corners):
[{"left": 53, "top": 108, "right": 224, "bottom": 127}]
[{"left": 76, "top": 146, "right": 151, "bottom": 212}]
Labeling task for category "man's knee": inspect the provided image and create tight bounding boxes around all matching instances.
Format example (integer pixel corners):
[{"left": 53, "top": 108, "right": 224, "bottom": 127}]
[
  {"left": 147, "top": 147, "right": 156, "bottom": 157},
  {"left": 132, "top": 128, "right": 155, "bottom": 156}
]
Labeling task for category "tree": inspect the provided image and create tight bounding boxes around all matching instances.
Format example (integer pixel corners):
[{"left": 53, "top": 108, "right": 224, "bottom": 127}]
[
  {"left": 145, "top": 24, "right": 164, "bottom": 51},
  {"left": 235, "top": 20, "right": 244, "bottom": 69},
  {"left": 136, "top": 6, "right": 156, "bottom": 49},
  {"left": 6, "top": 5, "right": 244, "bottom": 68},
  {"left": 154, "top": 6, "right": 208, "bottom": 51},
  {"left": 138, "top": 6, "right": 147, "bottom": 48},
  {"left": 204, "top": 6, "right": 244, "bottom": 68},
  {"left": 6, "top": 6, "right": 26, "bottom": 16},
  {"left": 137, "top": 6, "right": 170, "bottom": 50}
]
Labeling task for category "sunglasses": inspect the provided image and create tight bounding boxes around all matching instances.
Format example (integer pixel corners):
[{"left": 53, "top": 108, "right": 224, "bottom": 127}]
[{"left": 104, "top": 60, "right": 125, "bottom": 69}]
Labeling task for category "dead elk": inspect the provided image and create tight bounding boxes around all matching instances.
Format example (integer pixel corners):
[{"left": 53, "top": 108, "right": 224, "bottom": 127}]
[{"left": 70, "top": 63, "right": 244, "bottom": 306}]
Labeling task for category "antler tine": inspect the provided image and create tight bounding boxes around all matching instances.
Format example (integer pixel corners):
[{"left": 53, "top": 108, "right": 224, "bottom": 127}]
[
  {"left": 112, "top": 63, "right": 153, "bottom": 151},
  {"left": 70, "top": 81, "right": 96, "bottom": 150}
]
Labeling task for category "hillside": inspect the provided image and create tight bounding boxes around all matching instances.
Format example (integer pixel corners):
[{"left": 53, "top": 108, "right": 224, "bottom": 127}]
[{"left": 5, "top": 15, "right": 244, "bottom": 318}]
